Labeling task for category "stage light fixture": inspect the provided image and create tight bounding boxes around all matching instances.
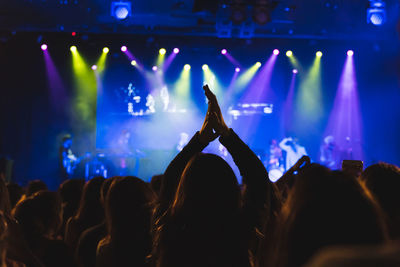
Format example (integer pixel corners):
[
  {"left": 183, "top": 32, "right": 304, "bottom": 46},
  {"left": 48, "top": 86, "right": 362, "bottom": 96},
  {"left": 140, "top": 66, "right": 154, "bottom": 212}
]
[
  {"left": 347, "top": 50, "right": 354, "bottom": 56},
  {"left": 316, "top": 51, "right": 323, "bottom": 57},
  {"left": 91, "top": 65, "right": 97, "bottom": 70},
  {"left": 152, "top": 66, "right": 158, "bottom": 71},
  {"left": 235, "top": 67, "right": 241, "bottom": 72},
  {"left": 286, "top": 50, "right": 293, "bottom": 57},
  {"left": 273, "top": 49, "right": 279, "bottom": 55},
  {"left": 293, "top": 69, "right": 298, "bottom": 74},
  {"left": 131, "top": 60, "right": 137, "bottom": 66},
  {"left": 121, "top": 46, "right": 127, "bottom": 52},
  {"left": 70, "top": 46, "right": 77, "bottom": 52},
  {"left": 253, "top": 0, "right": 270, "bottom": 25},
  {"left": 111, "top": 1, "right": 132, "bottom": 20},
  {"left": 367, "top": 0, "right": 386, "bottom": 26},
  {"left": 256, "top": 62, "right": 262, "bottom": 67},
  {"left": 184, "top": 64, "right": 191, "bottom": 71},
  {"left": 72, "top": 32, "right": 76, "bottom": 36},
  {"left": 41, "top": 44, "right": 47, "bottom": 51},
  {"left": 221, "top": 49, "right": 227, "bottom": 55},
  {"left": 159, "top": 48, "right": 166, "bottom": 55},
  {"left": 173, "top": 48, "right": 180, "bottom": 54},
  {"left": 202, "top": 64, "right": 209, "bottom": 71},
  {"left": 103, "top": 47, "right": 109, "bottom": 53}
]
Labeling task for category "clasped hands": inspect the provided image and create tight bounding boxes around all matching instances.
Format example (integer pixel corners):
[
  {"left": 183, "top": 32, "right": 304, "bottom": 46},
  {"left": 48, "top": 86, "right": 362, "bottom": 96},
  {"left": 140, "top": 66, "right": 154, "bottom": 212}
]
[{"left": 198, "top": 84, "right": 230, "bottom": 144}]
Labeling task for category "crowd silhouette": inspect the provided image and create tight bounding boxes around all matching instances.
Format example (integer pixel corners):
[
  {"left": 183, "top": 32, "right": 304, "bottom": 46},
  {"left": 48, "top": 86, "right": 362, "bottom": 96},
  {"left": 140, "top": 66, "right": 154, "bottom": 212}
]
[{"left": 0, "top": 85, "right": 399, "bottom": 267}]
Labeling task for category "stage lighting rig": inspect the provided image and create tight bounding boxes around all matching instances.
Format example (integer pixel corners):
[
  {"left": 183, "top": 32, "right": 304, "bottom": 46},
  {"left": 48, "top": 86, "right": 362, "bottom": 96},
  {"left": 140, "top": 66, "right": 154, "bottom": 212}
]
[
  {"left": 111, "top": 1, "right": 132, "bottom": 20},
  {"left": 252, "top": 0, "right": 278, "bottom": 25},
  {"left": 367, "top": 0, "right": 386, "bottom": 26},
  {"left": 230, "top": 0, "right": 247, "bottom": 24}
]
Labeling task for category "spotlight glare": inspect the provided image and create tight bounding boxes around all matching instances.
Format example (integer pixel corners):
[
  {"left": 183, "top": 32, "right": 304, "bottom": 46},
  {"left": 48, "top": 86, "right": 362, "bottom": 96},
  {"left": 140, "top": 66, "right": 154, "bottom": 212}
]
[
  {"left": 202, "top": 64, "right": 209, "bottom": 71},
  {"left": 159, "top": 48, "right": 166, "bottom": 55},
  {"left": 184, "top": 64, "right": 191, "bottom": 71},
  {"left": 286, "top": 50, "right": 293, "bottom": 57},
  {"left": 103, "top": 47, "right": 109, "bottom": 53},
  {"left": 111, "top": 1, "right": 131, "bottom": 20},
  {"left": 91, "top": 65, "right": 97, "bottom": 70},
  {"left": 152, "top": 66, "right": 158, "bottom": 71},
  {"left": 173, "top": 48, "right": 180, "bottom": 54},
  {"left": 121, "top": 46, "right": 127, "bottom": 52},
  {"left": 316, "top": 51, "right": 323, "bottom": 57},
  {"left": 235, "top": 67, "right": 241, "bottom": 72},
  {"left": 41, "top": 44, "right": 47, "bottom": 51},
  {"left": 347, "top": 50, "right": 354, "bottom": 56},
  {"left": 255, "top": 62, "right": 262, "bottom": 67},
  {"left": 70, "top": 46, "right": 77, "bottom": 52},
  {"left": 221, "top": 49, "right": 227, "bottom": 55},
  {"left": 273, "top": 49, "right": 280, "bottom": 55},
  {"left": 292, "top": 69, "right": 298, "bottom": 74},
  {"left": 71, "top": 32, "right": 76, "bottom": 36},
  {"left": 130, "top": 60, "right": 137, "bottom": 66}
]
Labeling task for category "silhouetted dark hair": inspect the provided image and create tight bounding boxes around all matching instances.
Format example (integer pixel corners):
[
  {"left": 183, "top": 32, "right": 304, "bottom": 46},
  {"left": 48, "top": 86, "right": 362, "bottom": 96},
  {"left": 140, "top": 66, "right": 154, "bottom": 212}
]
[
  {"left": 74, "top": 177, "right": 105, "bottom": 226},
  {"left": 264, "top": 164, "right": 386, "bottom": 267},
  {"left": 154, "top": 153, "right": 244, "bottom": 267},
  {"left": 58, "top": 179, "right": 85, "bottom": 235},
  {"left": 98, "top": 176, "right": 154, "bottom": 266},
  {"left": 0, "top": 179, "right": 11, "bottom": 217},
  {"left": 13, "top": 191, "right": 61, "bottom": 245},
  {"left": 150, "top": 174, "right": 163, "bottom": 197},
  {"left": 360, "top": 162, "right": 400, "bottom": 239},
  {"left": 6, "top": 182, "right": 24, "bottom": 208},
  {"left": 100, "top": 177, "right": 120, "bottom": 205},
  {"left": 26, "top": 180, "right": 48, "bottom": 197}
]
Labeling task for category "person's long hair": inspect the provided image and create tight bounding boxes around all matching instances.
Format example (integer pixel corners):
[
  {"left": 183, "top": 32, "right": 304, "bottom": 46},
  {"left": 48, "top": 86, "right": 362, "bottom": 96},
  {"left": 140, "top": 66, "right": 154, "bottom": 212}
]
[
  {"left": 73, "top": 176, "right": 104, "bottom": 228},
  {"left": 263, "top": 164, "right": 386, "bottom": 267},
  {"left": 104, "top": 176, "right": 155, "bottom": 266},
  {"left": 154, "top": 153, "right": 244, "bottom": 267}
]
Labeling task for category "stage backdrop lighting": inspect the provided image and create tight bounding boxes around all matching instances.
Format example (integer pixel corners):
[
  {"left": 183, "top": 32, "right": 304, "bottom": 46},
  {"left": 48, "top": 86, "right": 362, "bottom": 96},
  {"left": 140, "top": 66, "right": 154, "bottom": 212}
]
[
  {"left": 41, "top": 44, "right": 47, "bottom": 51},
  {"left": 202, "top": 64, "right": 209, "bottom": 71},
  {"left": 159, "top": 48, "right": 166, "bottom": 55},
  {"left": 235, "top": 67, "right": 241, "bottom": 72},
  {"left": 347, "top": 50, "right": 354, "bottom": 56},
  {"left": 273, "top": 49, "right": 279, "bottom": 55},
  {"left": 293, "top": 69, "right": 298, "bottom": 74},
  {"left": 121, "top": 46, "right": 127, "bottom": 52},
  {"left": 70, "top": 46, "right": 77, "bottom": 52},
  {"left": 221, "top": 49, "right": 227, "bottom": 55},
  {"left": 286, "top": 50, "right": 293, "bottom": 57},
  {"left": 173, "top": 48, "right": 180, "bottom": 54},
  {"left": 316, "top": 51, "right": 323, "bottom": 57},
  {"left": 152, "top": 66, "right": 158, "bottom": 71},
  {"left": 367, "top": 0, "right": 386, "bottom": 26},
  {"left": 103, "top": 47, "right": 109, "bottom": 53},
  {"left": 255, "top": 62, "right": 262, "bottom": 67},
  {"left": 91, "top": 65, "right": 97, "bottom": 70},
  {"left": 131, "top": 60, "right": 137, "bottom": 66},
  {"left": 184, "top": 64, "right": 191, "bottom": 70}
]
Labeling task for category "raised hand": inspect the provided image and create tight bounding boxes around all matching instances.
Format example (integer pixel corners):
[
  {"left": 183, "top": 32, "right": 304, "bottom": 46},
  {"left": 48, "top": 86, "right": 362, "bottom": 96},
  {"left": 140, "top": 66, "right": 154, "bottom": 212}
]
[
  {"left": 199, "top": 100, "right": 219, "bottom": 144},
  {"left": 203, "top": 84, "right": 229, "bottom": 137}
]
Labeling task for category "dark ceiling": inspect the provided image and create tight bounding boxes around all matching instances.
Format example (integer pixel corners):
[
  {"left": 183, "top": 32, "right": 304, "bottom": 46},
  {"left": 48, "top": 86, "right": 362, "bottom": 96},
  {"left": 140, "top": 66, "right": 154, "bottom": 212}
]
[{"left": 0, "top": 0, "right": 399, "bottom": 40}]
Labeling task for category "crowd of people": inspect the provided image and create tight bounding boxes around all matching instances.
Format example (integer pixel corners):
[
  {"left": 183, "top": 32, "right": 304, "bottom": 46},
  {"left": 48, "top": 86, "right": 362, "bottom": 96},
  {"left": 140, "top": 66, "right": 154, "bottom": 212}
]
[{"left": 0, "top": 85, "right": 399, "bottom": 267}]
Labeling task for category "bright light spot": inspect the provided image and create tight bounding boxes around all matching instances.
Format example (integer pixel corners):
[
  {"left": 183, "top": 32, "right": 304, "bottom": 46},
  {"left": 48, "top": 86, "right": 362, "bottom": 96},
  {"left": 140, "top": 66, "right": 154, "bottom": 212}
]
[
  {"left": 202, "top": 64, "right": 209, "bottom": 71},
  {"left": 235, "top": 67, "right": 241, "bottom": 72},
  {"left": 152, "top": 66, "right": 158, "bottom": 71},
  {"left": 347, "top": 50, "right": 354, "bottom": 56},
  {"left": 273, "top": 49, "right": 280, "bottom": 55},
  {"left": 103, "top": 47, "right": 109, "bottom": 53},
  {"left": 159, "top": 48, "right": 166, "bottom": 55},
  {"left": 293, "top": 69, "right": 298, "bottom": 74},
  {"left": 70, "top": 46, "right": 77, "bottom": 52},
  {"left": 184, "top": 64, "right": 191, "bottom": 71},
  {"left": 41, "top": 44, "right": 47, "bottom": 51},
  {"left": 131, "top": 60, "right": 137, "bottom": 66},
  {"left": 221, "top": 49, "right": 227, "bottom": 55},
  {"left": 121, "top": 46, "right": 127, "bottom": 52},
  {"left": 256, "top": 62, "right": 262, "bottom": 67},
  {"left": 316, "top": 51, "right": 323, "bottom": 57},
  {"left": 91, "top": 65, "right": 97, "bottom": 70},
  {"left": 173, "top": 48, "right": 180, "bottom": 54},
  {"left": 286, "top": 50, "right": 293, "bottom": 57}
]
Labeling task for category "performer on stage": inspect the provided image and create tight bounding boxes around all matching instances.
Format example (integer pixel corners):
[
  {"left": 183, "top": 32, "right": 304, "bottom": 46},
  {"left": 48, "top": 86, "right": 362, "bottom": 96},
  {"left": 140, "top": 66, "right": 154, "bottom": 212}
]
[
  {"left": 59, "top": 135, "right": 79, "bottom": 180},
  {"left": 320, "top": 135, "right": 339, "bottom": 169},
  {"left": 266, "top": 139, "right": 284, "bottom": 182},
  {"left": 279, "top": 137, "right": 308, "bottom": 171}
]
